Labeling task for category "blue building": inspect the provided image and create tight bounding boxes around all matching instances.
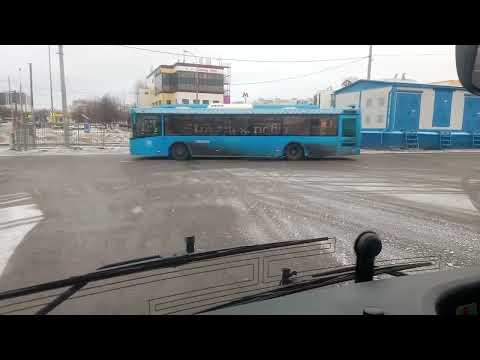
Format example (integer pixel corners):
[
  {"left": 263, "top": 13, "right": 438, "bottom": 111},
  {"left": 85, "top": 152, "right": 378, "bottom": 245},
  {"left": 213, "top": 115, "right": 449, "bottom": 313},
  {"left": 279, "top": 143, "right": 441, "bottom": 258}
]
[{"left": 333, "top": 80, "right": 480, "bottom": 149}]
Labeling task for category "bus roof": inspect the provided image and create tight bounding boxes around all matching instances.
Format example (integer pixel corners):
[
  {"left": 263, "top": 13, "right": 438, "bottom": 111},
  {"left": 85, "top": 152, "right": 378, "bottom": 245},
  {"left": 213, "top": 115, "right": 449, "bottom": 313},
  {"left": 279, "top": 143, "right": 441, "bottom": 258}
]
[{"left": 131, "top": 104, "right": 358, "bottom": 115}]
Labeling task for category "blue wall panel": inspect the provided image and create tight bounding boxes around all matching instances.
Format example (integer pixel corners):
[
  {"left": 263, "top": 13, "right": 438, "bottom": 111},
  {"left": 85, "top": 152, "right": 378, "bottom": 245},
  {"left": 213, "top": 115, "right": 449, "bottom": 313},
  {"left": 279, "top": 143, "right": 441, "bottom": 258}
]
[
  {"left": 463, "top": 96, "right": 480, "bottom": 132},
  {"left": 432, "top": 89, "right": 453, "bottom": 127},
  {"left": 392, "top": 92, "right": 421, "bottom": 130}
]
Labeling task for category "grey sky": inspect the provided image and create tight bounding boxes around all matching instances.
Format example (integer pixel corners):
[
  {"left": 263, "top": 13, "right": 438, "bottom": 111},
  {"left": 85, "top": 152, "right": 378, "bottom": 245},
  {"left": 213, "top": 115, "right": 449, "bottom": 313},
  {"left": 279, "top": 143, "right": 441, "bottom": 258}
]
[{"left": 0, "top": 45, "right": 456, "bottom": 109}]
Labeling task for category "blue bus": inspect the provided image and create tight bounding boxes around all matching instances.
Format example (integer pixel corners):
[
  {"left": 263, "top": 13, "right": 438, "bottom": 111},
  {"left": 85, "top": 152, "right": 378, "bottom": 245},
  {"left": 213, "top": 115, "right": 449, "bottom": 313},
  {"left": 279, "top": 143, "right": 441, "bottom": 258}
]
[{"left": 129, "top": 104, "right": 361, "bottom": 160}]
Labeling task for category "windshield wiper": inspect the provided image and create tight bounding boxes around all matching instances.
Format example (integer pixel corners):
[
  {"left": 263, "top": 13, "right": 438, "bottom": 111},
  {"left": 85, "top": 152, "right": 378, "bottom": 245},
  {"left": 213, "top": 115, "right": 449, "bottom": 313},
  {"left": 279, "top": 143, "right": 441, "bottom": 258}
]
[
  {"left": 0, "top": 236, "right": 330, "bottom": 315},
  {"left": 199, "top": 261, "right": 433, "bottom": 313}
]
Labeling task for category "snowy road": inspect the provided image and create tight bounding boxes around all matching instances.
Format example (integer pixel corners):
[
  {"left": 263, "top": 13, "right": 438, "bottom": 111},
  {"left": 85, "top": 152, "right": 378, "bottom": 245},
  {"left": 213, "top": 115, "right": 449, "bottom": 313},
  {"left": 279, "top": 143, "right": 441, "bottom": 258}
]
[{"left": 0, "top": 152, "right": 479, "bottom": 295}]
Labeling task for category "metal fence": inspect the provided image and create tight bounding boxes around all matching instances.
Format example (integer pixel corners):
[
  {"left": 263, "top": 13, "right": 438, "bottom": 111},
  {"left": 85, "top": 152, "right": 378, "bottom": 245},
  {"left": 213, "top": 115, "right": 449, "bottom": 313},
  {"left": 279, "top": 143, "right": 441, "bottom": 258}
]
[
  {"left": 12, "top": 121, "right": 130, "bottom": 149},
  {"left": 13, "top": 124, "right": 36, "bottom": 150}
]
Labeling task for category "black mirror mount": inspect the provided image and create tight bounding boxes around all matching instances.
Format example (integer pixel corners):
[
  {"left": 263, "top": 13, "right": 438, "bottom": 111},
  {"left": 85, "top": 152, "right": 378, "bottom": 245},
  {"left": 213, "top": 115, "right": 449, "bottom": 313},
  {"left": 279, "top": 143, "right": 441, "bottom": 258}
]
[{"left": 456, "top": 45, "right": 480, "bottom": 96}]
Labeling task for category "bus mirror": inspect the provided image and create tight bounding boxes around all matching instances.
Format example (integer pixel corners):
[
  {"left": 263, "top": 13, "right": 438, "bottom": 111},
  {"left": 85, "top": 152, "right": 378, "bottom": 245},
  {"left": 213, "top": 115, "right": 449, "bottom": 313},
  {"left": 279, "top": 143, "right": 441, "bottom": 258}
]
[{"left": 455, "top": 45, "right": 480, "bottom": 95}]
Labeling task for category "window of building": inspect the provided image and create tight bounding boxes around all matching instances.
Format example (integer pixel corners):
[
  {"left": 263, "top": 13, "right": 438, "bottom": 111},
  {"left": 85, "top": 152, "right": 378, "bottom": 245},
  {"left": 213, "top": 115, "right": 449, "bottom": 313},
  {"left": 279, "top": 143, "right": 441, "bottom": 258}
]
[
  {"left": 213, "top": 101, "right": 220, "bottom": 104},
  {"left": 193, "top": 99, "right": 200, "bottom": 104},
  {"left": 166, "top": 100, "right": 171, "bottom": 105},
  {"left": 182, "top": 99, "right": 189, "bottom": 104},
  {"left": 161, "top": 73, "right": 177, "bottom": 93},
  {"left": 377, "top": 115, "right": 384, "bottom": 124},
  {"left": 377, "top": 97, "right": 385, "bottom": 107},
  {"left": 202, "top": 100, "right": 209, "bottom": 105}
]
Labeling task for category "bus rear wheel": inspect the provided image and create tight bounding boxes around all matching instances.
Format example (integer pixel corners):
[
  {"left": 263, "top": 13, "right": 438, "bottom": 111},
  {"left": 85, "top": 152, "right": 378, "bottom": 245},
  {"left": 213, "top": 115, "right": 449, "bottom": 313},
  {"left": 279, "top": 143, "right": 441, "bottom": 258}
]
[
  {"left": 171, "top": 143, "right": 190, "bottom": 161},
  {"left": 284, "top": 143, "right": 304, "bottom": 161}
]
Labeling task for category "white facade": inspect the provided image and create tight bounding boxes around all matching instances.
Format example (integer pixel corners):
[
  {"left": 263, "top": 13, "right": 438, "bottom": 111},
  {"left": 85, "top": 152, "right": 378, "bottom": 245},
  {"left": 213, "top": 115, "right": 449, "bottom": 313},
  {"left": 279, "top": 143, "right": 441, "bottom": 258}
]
[
  {"left": 335, "top": 84, "right": 471, "bottom": 131},
  {"left": 396, "top": 87, "right": 466, "bottom": 130},
  {"left": 317, "top": 90, "right": 334, "bottom": 108},
  {"left": 175, "top": 92, "right": 223, "bottom": 105},
  {"left": 360, "top": 87, "right": 391, "bottom": 129},
  {"left": 335, "top": 92, "right": 360, "bottom": 109},
  {"left": 137, "top": 88, "right": 156, "bottom": 107},
  {"left": 449, "top": 91, "right": 467, "bottom": 130}
]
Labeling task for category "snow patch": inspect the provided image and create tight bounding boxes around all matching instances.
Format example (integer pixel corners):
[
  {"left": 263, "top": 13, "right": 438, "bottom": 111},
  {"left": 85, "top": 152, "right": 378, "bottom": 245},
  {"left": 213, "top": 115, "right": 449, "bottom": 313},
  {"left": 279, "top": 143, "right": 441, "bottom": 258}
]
[
  {"left": 389, "top": 193, "right": 479, "bottom": 213},
  {"left": 0, "top": 201, "right": 44, "bottom": 276},
  {"left": 131, "top": 206, "right": 143, "bottom": 214}
]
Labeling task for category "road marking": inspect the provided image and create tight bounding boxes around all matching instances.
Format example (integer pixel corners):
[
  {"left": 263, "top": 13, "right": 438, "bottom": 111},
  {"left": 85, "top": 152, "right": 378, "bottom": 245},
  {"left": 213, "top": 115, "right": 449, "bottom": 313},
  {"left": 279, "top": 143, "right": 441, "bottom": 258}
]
[
  {"left": 0, "top": 198, "right": 44, "bottom": 276},
  {"left": 0, "top": 192, "right": 30, "bottom": 200},
  {"left": 0, "top": 196, "right": 33, "bottom": 206}
]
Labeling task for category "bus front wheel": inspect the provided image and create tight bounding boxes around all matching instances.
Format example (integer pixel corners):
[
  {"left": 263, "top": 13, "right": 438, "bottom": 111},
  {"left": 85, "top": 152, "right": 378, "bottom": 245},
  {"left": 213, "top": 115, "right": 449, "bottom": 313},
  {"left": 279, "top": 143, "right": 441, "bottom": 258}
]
[
  {"left": 284, "top": 143, "right": 304, "bottom": 161},
  {"left": 171, "top": 143, "right": 190, "bottom": 161}
]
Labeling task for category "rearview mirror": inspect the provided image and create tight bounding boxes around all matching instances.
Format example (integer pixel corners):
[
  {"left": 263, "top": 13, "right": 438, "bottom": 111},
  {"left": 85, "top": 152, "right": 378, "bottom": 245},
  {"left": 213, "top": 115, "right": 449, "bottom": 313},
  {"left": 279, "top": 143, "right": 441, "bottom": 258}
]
[{"left": 456, "top": 45, "right": 480, "bottom": 95}]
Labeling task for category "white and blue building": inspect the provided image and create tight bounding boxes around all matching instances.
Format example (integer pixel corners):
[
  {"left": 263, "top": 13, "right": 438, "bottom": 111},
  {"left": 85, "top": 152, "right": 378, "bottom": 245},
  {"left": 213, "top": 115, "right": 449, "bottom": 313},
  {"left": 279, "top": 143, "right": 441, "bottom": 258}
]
[{"left": 333, "top": 80, "right": 480, "bottom": 149}]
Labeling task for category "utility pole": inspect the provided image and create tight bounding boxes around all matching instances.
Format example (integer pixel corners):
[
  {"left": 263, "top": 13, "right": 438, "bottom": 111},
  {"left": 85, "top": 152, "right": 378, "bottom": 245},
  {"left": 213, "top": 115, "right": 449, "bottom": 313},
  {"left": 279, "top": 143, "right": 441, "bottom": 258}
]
[
  {"left": 58, "top": 45, "right": 69, "bottom": 146},
  {"left": 29, "top": 63, "right": 36, "bottom": 148},
  {"left": 19, "top": 68, "right": 23, "bottom": 115},
  {"left": 8, "top": 76, "right": 13, "bottom": 119},
  {"left": 367, "top": 45, "right": 373, "bottom": 80},
  {"left": 7, "top": 76, "right": 11, "bottom": 106},
  {"left": 48, "top": 45, "right": 54, "bottom": 115},
  {"left": 8, "top": 76, "right": 14, "bottom": 149},
  {"left": 13, "top": 91, "right": 18, "bottom": 150}
]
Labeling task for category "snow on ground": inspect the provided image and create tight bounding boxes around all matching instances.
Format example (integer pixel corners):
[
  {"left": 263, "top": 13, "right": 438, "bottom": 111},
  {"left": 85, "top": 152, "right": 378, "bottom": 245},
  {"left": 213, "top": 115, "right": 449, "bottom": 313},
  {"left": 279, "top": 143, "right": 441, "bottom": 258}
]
[
  {"left": 0, "top": 122, "right": 12, "bottom": 145},
  {"left": 0, "top": 122, "right": 130, "bottom": 146},
  {"left": 0, "top": 193, "right": 44, "bottom": 276},
  {"left": 362, "top": 149, "right": 480, "bottom": 154},
  {"left": 0, "top": 146, "right": 129, "bottom": 156},
  {"left": 37, "top": 126, "right": 130, "bottom": 145}
]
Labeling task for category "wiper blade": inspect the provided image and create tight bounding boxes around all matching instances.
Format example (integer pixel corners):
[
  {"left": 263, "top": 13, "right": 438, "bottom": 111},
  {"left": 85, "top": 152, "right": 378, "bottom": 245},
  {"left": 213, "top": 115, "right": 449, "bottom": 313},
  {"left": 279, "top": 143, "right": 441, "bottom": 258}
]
[
  {"left": 97, "top": 255, "right": 163, "bottom": 270},
  {"left": 200, "top": 261, "right": 432, "bottom": 313},
  {"left": 0, "top": 236, "right": 330, "bottom": 314}
]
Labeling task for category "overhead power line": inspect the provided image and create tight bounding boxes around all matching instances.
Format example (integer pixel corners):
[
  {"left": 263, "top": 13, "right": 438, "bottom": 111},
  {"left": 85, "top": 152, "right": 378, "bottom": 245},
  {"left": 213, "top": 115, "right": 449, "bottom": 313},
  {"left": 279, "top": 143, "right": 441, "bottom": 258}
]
[
  {"left": 375, "top": 53, "right": 450, "bottom": 57},
  {"left": 116, "top": 45, "right": 451, "bottom": 64},
  {"left": 116, "top": 45, "right": 368, "bottom": 64},
  {"left": 231, "top": 57, "right": 368, "bottom": 86}
]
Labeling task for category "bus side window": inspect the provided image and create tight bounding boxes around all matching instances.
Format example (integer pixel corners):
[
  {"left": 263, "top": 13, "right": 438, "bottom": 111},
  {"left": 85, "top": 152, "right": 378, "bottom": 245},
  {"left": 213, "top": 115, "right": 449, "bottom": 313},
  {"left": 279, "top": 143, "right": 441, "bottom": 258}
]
[
  {"left": 165, "top": 115, "right": 193, "bottom": 135},
  {"left": 225, "top": 116, "right": 249, "bottom": 136},
  {"left": 249, "top": 116, "right": 282, "bottom": 135},
  {"left": 136, "top": 115, "right": 161, "bottom": 137},
  {"left": 192, "top": 116, "right": 225, "bottom": 135},
  {"left": 311, "top": 115, "right": 338, "bottom": 136},
  {"left": 283, "top": 116, "right": 310, "bottom": 135}
]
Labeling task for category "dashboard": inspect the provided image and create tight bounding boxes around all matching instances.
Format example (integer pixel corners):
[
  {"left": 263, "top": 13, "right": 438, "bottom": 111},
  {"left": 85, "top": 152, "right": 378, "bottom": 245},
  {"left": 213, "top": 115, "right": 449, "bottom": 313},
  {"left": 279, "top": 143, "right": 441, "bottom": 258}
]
[{"left": 203, "top": 266, "right": 480, "bottom": 315}]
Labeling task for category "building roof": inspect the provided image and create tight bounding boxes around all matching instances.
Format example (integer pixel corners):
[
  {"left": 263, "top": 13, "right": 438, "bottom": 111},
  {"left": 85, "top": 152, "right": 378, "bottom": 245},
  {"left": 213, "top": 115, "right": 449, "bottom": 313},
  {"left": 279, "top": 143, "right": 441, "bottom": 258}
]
[
  {"left": 132, "top": 104, "right": 357, "bottom": 115},
  {"left": 430, "top": 80, "right": 462, "bottom": 86},
  {"left": 333, "top": 79, "right": 465, "bottom": 95},
  {"left": 147, "top": 62, "right": 227, "bottom": 79}
]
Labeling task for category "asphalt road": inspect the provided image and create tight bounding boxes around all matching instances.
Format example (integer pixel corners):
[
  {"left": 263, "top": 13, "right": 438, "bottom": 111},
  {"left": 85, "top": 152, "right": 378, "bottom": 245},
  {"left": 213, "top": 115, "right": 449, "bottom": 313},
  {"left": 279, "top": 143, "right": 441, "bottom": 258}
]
[{"left": 0, "top": 152, "right": 480, "bottom": 312}]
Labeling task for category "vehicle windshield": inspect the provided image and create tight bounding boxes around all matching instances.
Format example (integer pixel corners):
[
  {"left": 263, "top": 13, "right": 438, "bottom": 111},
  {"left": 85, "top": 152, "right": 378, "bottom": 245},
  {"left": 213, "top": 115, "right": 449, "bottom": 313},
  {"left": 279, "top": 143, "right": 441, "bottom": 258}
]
[{"left": 0, "top": 45, "right": 477, "bottom": 315}]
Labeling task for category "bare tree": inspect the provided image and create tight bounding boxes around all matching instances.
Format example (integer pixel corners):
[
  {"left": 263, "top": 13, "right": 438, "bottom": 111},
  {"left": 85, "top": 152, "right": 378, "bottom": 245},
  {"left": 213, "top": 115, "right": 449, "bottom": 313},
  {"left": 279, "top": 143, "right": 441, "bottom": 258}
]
[
  {"left": 0, "top": 106, "right": 10, "bottom": 121},
  {"left": 70, "top": 95, "right": 129, "bottom": 128}
]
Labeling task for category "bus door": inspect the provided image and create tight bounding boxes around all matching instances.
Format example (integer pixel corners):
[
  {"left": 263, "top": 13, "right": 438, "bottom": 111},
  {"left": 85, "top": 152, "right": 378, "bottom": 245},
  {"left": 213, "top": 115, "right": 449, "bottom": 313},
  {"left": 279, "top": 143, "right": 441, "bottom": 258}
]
[
  {"left": 189, "top": 117, "right": 225, "bottom": 156},
  {"left": 339, "top": 115, "right": 360, "bottom": 154}
]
